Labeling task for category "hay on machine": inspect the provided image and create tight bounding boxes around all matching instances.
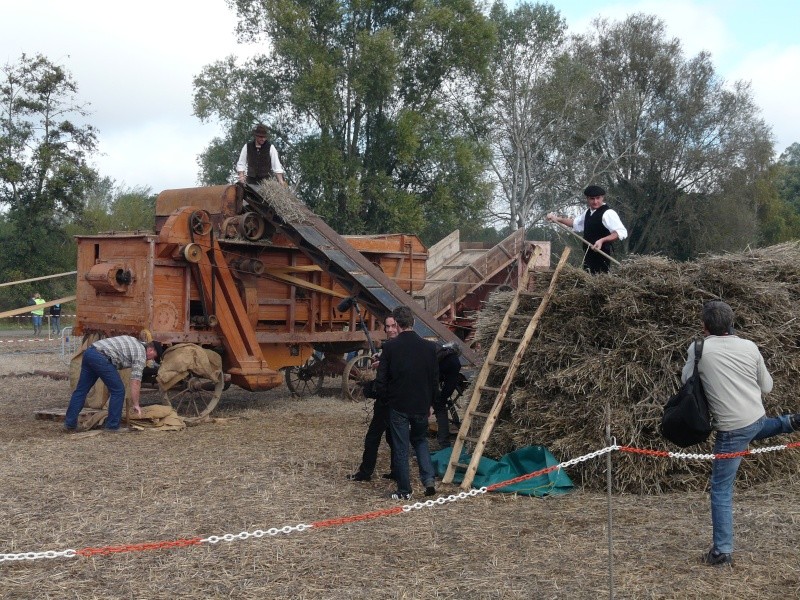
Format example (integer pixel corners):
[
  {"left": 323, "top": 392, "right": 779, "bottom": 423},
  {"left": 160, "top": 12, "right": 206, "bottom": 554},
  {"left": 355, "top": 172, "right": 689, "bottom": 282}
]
[{"left": 472, "top": 242, "right": 800, "bottom": 494}]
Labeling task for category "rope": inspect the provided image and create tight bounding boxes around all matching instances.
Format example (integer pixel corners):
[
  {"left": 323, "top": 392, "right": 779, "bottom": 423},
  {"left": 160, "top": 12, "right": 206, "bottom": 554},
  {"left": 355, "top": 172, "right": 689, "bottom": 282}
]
[{"left": 0, "top": 271, "right": 77, "bottom": 288}]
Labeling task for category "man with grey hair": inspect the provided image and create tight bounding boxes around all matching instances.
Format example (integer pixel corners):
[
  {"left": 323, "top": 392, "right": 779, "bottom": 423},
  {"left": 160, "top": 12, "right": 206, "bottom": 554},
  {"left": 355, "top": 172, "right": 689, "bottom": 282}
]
[{"left": 682, "top": 300, "right": 799, "bottom": 566}]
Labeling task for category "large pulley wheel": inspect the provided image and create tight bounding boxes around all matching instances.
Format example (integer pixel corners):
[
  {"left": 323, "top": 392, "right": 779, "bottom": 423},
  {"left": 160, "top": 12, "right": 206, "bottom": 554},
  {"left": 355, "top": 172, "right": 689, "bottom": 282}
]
[
  {"left": 285, "top": 355, "right": 324, "bottom": 397},
  {"left": 162, "top": 373, "right": 224, "bottom": 422},
  {"left": 189, "top": 210, "right": 212, "bottom": 236},
  {"left": 238, "top": 212, "right": 266, "bottom": 241},
  {"left": 342, "top": 353, "right": 375, "bottom": 402}
]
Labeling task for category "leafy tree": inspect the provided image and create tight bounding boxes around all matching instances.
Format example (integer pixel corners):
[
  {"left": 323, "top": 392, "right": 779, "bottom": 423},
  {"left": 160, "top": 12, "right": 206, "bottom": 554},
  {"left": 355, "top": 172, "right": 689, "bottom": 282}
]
[
  {"left": 775, "top": 142, "right": 800, "bottom": 213},
  {"left": 0, "top": 53, "right": 98, "bottom": 288},
  {"left": 465, "top": 2, "right": 598, "bottom": 231},
  {"left": 560, "top": 14, "right": 774, "bottom": 260},
  {"left": 67, "top": 177, "right": 156, "bottom": 234},
  {"left": 193, "top": 0, "right": 495, "bottom": 244}
]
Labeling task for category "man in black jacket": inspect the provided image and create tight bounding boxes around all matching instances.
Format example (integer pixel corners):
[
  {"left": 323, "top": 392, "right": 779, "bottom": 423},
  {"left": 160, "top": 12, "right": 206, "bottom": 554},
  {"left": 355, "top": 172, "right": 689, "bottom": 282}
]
[
  {"left": 374, "top": 306, "right": 438, "bottom": 500},
  {"left": 346, "top": 315, "right": 399, "bottom": 482}
]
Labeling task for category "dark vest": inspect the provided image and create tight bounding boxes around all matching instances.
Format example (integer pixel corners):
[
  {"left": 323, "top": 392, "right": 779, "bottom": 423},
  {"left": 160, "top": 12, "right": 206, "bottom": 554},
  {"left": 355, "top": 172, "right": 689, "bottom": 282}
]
[
  {"left": 246, "top": 141, "right": 273, "bottom": 180},
  {"left": 583, "top": 204, "right": 613, "bottom": 274},
  {"left": 584, "top": 204, "right": 612, "bottom": 248}
]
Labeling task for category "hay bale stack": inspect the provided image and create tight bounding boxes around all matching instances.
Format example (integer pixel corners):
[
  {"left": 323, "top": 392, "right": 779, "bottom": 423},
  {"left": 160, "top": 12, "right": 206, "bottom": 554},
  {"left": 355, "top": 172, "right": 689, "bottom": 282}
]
[{"left": 472, "top": 243, "right": 800, "bottom": 494}]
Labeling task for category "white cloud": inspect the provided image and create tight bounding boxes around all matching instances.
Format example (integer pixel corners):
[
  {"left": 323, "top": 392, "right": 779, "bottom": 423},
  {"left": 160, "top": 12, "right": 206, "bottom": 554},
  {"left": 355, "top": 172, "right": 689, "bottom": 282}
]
[
  {"left": 732, "top": 45, "right": 800, "bottom": 155},
  {"left": 1, "top": 0, "right": 260, "bottom": 192}
]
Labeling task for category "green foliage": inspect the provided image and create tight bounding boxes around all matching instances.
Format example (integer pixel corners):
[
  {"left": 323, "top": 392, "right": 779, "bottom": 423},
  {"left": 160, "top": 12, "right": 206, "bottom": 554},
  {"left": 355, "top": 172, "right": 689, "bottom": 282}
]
[
  {"left": 194, "top": 0, "right": 494, "bottom": 244},
  {"left": 563, "top": 14, "right": 776, "bottom": 260},
  {"left": 0, "top": 54, "right": 99, "bottom": 308}
]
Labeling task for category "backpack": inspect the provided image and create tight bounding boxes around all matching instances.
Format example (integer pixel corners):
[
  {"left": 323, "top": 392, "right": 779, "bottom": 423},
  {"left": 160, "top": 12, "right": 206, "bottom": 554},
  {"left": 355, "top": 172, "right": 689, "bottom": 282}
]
[{"left": 660, "top": 339, "right": 712, "bottom": 448}]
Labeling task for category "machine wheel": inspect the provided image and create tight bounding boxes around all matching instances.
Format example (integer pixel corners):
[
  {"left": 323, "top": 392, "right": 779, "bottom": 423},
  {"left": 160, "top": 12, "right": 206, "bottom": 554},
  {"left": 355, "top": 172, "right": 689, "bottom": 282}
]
[
  {"left": 285, "top": 355, "right": 324, "bottom": 397},
  {"left": 162, "top": 373, "right": 224, "bottom": 422},
  {"left": 342, "top": 354, "right": 375, "bottom": 402},
  {"left": 238, "top": 212, "right": 266, "bottom": 241},
  {"left": 189, "top": 210, "right": 212, "bottom": 236}
]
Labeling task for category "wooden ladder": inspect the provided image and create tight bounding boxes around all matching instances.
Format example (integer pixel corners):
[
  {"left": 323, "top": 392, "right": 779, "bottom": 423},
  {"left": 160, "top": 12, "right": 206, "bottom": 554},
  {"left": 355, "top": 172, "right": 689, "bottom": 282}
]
[{"left": 442, "top": 247, "right": 571, "bottom": 489}]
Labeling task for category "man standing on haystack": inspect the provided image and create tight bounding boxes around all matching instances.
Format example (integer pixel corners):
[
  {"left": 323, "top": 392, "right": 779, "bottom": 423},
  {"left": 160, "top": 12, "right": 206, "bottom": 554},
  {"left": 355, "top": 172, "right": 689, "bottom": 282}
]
[
  {"left": 374, "top": 306, "right": 438, "bottom": 500},
  {"left": 236, "top": 123, "right": 286, "bottom": 185},
  {"left": 546, "top": 185, "right": 627, "bottom": 274},
  {"left": 683, "top": 301, "right": 799, "bottom": 566}
]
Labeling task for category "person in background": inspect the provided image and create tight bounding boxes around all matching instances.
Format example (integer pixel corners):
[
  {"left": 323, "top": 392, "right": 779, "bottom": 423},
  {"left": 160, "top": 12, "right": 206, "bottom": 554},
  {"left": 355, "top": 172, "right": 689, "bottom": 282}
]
[
  {"left": 433, "top": 343, "right": 462, "bottom": 449},
  {"left": 49, "top": 302, "right": 62, "bottom": 335},
  {"left": 682, "top": 301, "right": 799, "bottom": 566},
  {"left": 346, "top": 316, "right": 399, "bottom": 482},
  {"left": 30, "top": 292, "right": 46, "bottom": 336},
  {"left": 236, "top": 123, "right": 286, "bottom": 185},
  {"left": 374, "top": 306, "right": 438, "bottom": 500},
  {"left": 64, "top": 336, "right": 164, "bottom": 433},
  {"left": 546, "top": 185, "right": 627, "bottom": 274}
]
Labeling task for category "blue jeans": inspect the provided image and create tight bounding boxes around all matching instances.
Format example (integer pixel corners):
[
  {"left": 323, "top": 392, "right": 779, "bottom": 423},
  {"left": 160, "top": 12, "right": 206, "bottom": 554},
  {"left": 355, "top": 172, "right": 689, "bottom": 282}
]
[
  {"left": 711, "top": 415, "right": 794, "bottom": 554},
  {"left": 32, "top": 315, "right": 42, "bottom": 334},
  {"left": 65, "top": 346, "right": 126, "bottom": 430},
  {"left": 389, "top": 409, "right": 435, "bottom": 495}
]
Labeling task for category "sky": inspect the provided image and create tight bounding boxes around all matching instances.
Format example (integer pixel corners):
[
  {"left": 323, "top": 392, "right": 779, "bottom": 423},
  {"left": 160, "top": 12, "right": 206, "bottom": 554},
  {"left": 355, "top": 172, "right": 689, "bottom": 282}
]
[{"left": 1, "top": 0, "right": 798, "bottom": 194}]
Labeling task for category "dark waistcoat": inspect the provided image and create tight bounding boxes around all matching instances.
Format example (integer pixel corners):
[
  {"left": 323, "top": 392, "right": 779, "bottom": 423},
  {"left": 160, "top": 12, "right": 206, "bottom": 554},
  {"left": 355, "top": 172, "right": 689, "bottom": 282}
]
[{"left": 246, "top": 141, "right": 273, "bottom": 179}]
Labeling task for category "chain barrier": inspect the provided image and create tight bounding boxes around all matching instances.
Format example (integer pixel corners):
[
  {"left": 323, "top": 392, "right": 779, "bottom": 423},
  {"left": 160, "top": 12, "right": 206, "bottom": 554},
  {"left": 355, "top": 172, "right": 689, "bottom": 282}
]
[{"left": 2, "top": 441, "right": 797, "bottom": 564}]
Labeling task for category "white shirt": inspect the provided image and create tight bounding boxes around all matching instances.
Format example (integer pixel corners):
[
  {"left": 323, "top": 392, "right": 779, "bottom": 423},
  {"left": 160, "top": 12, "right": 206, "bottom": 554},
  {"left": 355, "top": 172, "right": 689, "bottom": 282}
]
[
  {"left": 236, "top": 143, "right": 285, "bottom": 175},
  {"left": 572, "top": 206, "right": 628, "bottom": 240}
]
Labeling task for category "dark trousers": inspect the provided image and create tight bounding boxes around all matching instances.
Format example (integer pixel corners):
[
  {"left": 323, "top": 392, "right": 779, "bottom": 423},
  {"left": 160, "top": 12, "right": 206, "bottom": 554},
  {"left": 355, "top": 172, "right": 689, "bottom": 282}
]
[
  {"left": 356, "top": 399, "right": 392, "bottom": 477},
  {"left": 433, "top": 354, "right": 461, "bottom": 446},
  {"left": 389, "top": 409, "right": 435, "bottom": 496}
]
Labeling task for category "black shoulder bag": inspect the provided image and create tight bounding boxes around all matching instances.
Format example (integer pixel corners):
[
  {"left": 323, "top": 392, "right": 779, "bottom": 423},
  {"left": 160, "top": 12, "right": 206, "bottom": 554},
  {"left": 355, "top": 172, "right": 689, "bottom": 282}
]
[{"left": 660, "top": 339, "right": 712, "bottom": 447}]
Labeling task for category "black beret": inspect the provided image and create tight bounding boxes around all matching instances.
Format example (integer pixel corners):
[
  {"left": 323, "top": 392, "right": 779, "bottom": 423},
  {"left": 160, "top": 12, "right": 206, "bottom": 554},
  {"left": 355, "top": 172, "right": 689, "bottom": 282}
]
[{"left": 584, "top": 185, "right": 606, "bottom": 197}]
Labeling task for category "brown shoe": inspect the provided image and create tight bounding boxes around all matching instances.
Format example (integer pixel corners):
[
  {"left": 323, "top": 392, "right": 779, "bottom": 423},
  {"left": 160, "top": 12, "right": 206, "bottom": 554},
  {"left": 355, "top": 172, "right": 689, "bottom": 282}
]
[{"left": 62, "top": 426, "right": 80, "bottom": 434}]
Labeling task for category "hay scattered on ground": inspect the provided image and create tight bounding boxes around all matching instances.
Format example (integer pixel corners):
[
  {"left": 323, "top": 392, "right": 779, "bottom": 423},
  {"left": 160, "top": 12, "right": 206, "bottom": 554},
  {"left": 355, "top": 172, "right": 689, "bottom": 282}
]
[
  {"left": 0, "top": 350, "right": 798, "bottom": 598},
  {"left": 473, "top": 243, "right": 800, "bottom": 494}
]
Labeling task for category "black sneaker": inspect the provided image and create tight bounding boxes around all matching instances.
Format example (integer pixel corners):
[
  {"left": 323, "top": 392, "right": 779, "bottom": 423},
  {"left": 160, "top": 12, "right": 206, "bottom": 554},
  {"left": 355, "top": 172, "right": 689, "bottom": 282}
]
[
  {"left": 389, "top": 492, "right": 412, "bottom": 501},
  {"left": 381, "top": 472, "right": 397, "bottom": 481},
  {"left": 424, "top": 486, "right": 436, "bottom": 497},
  {"left": 346, "top": 472, "right": 371, "bottom": 482},
  {"left": 702, "top": 548, "right": 733, "bottom": 566},
  {"left": 790, "top": 413, "right": 800, "bottom": 431}
]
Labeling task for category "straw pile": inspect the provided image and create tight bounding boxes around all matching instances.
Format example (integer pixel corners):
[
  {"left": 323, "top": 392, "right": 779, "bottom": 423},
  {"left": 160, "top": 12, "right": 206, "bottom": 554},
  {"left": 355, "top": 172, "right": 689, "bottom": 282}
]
[
  {"left": 254, "top": 180, "right": 312, "bottom": 224},
  {"left": 472, "top": 243, "right": 800, "bottom": 494}
]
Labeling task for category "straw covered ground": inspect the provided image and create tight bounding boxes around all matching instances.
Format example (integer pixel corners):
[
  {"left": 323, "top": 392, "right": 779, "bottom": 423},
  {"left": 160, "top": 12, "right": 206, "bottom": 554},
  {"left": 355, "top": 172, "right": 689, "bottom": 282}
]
[
  {"left": 473, "top": 243, "right": 800, "bottom": 495},
  {"left": 0, "top": 337, "right": 798, "bottom": 597}
]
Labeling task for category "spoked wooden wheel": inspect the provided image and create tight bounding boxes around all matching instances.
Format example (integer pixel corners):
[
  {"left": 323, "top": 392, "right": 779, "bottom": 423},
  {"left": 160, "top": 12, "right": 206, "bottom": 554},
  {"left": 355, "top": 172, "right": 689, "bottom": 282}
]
[
  {"left": 285, "top": 355, "right": 324, "bottom": 397},
  {"left": 162, "top": 373, "right": 224, "bottom": 422},
  {"left": 342, "top": 354, "right": 375, "bottom": 402}
]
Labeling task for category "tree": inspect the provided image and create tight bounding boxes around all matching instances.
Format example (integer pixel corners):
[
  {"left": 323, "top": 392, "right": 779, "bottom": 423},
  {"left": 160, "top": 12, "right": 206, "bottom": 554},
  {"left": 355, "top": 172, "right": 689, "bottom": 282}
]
[
  {"left": 68, "top": 177, "right": 156, "bottom": 234},
  {"left": 193, "top": 0, "right": 495, "bottom": 244},
  {"left": 0, "top": 54, "right": 98, "bottom": 284},
  {"left": 562, "top": 14, "right": 774, "bottom": 260},
  {"left": 465, "top": 2, "right": 599, "bottom": 232}
]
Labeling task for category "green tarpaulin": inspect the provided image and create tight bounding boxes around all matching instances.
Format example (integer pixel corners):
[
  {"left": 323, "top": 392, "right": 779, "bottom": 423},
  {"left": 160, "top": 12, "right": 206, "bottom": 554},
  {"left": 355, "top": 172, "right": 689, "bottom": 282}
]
[{"left": 430, "top": 445, "right": 573, "bottom": 497}]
